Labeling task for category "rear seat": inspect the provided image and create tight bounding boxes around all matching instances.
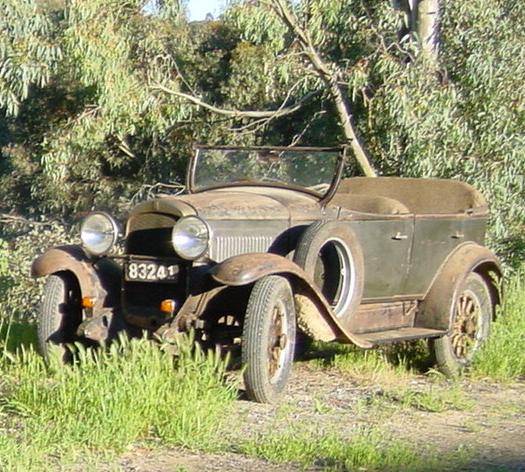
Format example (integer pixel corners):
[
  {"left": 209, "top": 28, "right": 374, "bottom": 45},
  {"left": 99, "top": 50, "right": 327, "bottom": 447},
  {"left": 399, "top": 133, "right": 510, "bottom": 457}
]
[
  {"left": 330, "top": 193, "right": 410, "bottom": 215},
  {"left": 336, "top": 177, "right": 487, "bottom": 215}
]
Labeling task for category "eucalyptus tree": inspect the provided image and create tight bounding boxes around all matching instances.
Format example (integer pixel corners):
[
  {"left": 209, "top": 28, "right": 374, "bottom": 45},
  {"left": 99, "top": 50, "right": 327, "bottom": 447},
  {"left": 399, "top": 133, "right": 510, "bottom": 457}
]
[
  {"left": 1, "top": 0, "right": 232, "bottom": 216},
  {"left": 1, "top": 0, "right": 524, "bottom": 263},
  {"left": 222, "top": 0, "right": 524, "bottom": 261},
  {"left": 0, "top": 0, "right": 62, "bottom": 116}
]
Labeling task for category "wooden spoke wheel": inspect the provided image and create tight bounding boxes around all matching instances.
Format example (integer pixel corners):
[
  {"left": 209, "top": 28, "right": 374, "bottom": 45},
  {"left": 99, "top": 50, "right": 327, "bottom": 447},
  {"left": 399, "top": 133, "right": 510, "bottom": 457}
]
[
  {"left": 242, "top": 275, "right": 296, "bottom": 403},
  {"left": 430, "top": 272, "right": 492, "bottom": 376}
]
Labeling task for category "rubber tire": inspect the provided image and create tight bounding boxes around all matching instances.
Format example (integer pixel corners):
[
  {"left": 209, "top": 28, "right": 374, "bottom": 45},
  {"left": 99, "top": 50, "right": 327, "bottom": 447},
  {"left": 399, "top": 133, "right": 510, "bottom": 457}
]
[
  {"left": 430, "top": 272, "right": 492, "bottom": 377},
  {"left": 242, "top": 275, "right": 296, "bottom": 403},
  {"left": 38, "top": 273, "right": 83, "bottom": 363},
  {"left": 293, "top": 221, "right": 364, "bottom": 322}
]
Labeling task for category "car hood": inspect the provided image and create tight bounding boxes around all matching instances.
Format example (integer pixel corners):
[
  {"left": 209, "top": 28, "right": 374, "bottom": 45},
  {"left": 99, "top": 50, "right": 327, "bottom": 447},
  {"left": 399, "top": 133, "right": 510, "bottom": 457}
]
[{"left": 131, "top": 187, "right": 323, "bottom": 221}]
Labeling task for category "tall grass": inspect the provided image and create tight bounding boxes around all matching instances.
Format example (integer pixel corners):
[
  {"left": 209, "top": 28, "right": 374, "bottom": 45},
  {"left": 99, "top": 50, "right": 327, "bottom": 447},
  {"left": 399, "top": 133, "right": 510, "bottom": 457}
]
[
  {"left": 0, "top": 333, "right": 236, "bottom": 470},
  {"left": 240, "top": 427, "right": 468, "bottom": 471},
  {"left": 473, "top": 268, "right": 525, "bottom": 381}
]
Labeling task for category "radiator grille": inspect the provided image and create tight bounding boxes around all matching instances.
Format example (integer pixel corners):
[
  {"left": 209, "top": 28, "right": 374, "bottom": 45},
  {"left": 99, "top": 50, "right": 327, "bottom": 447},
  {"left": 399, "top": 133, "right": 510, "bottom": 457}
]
[
  {"left": 211, "top": 236, "right": 273, "bottom": 262},
  {"left": 126, "top": 213, "right": 177, "bottom": 257}
]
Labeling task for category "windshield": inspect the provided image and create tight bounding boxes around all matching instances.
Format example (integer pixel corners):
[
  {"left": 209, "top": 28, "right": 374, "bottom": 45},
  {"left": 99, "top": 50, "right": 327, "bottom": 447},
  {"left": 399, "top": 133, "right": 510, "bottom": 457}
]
[{"left": 191, "top": 147, "right": 341, "bottom": 198}]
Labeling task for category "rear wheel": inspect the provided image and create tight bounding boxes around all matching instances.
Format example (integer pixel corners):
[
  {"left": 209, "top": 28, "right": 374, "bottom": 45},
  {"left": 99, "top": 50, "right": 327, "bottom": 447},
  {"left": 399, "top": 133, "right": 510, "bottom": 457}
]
[
  {"left": 242, "top": 275, "right": 296, "bottom": 403},
  {"left": 38, "top": 273, "right": 83, "bottom": 363},
  {"left": 430, "top": 272, "right": 492, "bottom": 376}
]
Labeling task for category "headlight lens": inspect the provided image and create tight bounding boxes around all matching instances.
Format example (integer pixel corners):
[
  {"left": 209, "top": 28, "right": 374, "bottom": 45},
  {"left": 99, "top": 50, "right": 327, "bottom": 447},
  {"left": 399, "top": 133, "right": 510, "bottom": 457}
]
[
  {"left": 80, "top": 212, "right": 118, "bottom": 256},
  {"left": 172, "top": 216, "right": 210, "bottom": 260}
]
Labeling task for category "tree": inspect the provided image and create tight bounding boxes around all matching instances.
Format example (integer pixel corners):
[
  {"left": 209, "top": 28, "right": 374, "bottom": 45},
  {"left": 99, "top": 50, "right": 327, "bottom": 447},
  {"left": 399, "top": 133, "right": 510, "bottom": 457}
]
[
  {"left": 395, "top": 0, "right": 441, "bottom": 59},
  {"left": 0, "top": 0, "right": 61, "bottom": 116},
  {"left": 1, "top": 0, "right": 524, "bottom": 264}
]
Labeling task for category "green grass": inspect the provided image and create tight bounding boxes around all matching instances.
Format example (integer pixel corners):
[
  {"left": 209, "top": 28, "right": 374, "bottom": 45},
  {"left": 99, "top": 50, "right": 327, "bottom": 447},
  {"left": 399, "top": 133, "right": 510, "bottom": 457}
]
[
  {"left": 473, "top": 268, "right": 525, "bottom": 381},
  {"left": 0, "top": 332, "right": 236, "bottom": 470},
  {"left": 385, "top": 383, "right": 474, "bottom": 413},
  {"left": 240, "top": 427, "right": 469, "bottom": 471}
]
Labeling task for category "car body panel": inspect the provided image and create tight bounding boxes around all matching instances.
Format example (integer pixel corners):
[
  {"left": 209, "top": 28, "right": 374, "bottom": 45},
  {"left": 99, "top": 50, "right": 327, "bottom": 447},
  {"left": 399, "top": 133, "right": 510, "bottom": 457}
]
[
  {"left": 404, "top": 215, "right": 486, "bottom": 295},
  {"left": 338, "top": 216, "right": 415, "bottom": 300}
]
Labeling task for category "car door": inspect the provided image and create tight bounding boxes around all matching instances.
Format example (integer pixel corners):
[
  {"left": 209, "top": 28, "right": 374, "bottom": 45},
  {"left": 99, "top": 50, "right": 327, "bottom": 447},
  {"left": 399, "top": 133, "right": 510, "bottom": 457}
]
[
  {"left": 340, "top": 212, "right": 415, "bottom": 300},
  {"left": 403, "top": 214, "right": 486, "bottom": 295}
]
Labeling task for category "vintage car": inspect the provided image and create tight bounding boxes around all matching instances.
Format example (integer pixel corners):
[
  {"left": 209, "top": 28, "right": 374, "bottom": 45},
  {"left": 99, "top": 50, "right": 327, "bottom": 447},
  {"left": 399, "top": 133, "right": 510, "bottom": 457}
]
[{"left": 32, "top": 145, "right": 501, "bottom": 403}]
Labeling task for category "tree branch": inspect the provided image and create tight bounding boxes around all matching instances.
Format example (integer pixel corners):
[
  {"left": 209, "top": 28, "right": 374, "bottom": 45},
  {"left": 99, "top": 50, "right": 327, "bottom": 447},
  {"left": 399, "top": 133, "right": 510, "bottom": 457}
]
[
  {"left": 265, "top": 0, "right": 377, "bottom": 177},
  {"left": 0, "top": 214, "right": 58, "bottom": 227},
  {"left": 151, "top": 82, "right": 316, "bottom": 120}
]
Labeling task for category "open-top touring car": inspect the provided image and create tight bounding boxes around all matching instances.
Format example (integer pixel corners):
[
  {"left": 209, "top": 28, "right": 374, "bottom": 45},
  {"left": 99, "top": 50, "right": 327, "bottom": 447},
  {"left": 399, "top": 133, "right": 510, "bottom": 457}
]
[{"left": 32, "top": 145, "right": 501, "bottom": 403}]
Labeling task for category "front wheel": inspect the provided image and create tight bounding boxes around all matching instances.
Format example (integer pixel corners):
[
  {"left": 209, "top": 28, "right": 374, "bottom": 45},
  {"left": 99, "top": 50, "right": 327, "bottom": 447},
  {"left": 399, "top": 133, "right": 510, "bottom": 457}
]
[
  {"left": 242, "top": 275, "right": 296, "bottom": 403},
  {"left": 37, "top": 273, "right": 83, "bottom": 363},
  {"left": 430, "top": 272, "right": 492, "bottom": 377}
]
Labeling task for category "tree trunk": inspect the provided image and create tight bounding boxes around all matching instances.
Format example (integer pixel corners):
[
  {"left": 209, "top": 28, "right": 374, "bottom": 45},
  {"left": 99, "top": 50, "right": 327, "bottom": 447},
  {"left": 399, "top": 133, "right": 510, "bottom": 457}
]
[
  {"left": 395, "top": 0, "right": 440, "bottom": 60},
  {"left": 416, "top": 0, "right": 441, "bottom": 59}
]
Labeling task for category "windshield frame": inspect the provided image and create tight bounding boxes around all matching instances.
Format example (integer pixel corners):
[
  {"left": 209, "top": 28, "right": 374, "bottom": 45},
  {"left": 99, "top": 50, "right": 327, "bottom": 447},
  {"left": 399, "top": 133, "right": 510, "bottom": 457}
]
[{"left": 186, "top": 145, "right": 347, "bottom": 204}]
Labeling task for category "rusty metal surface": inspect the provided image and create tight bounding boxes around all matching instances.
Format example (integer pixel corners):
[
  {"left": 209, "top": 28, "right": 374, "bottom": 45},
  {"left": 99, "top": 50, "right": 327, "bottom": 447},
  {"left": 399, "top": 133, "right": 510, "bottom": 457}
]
[
  {"left": 403, "top": 216, "right": 487, "bottom": 295},
  {"left": 178, "top": 190, "right": 297, "bottom": 220},
  {"left": 77, "top": 310, "right": 113, "bottom": 342},
  {"left": 344, "top": 218, "right": 414, "bottom": 299},
  {"left": 362, "top": 327, "right": 446, "bottom": 345},
  {"left": 416, "top": 242, "right": 501, "bottom": 331},
  {"left": 32, "top": 245, "right": 121, "bottom": 314},
  {"left": 32, "top": 245, "right": 101, "bottom": 301},
  {"left": 129, "top": 198, "right": 196, "bottom": 220},
  {"left": 210, "top": 252, "right": 373, "bottom": 348},
  {"left": 349, "top": 301, "right": 417, "bottom": 334}
]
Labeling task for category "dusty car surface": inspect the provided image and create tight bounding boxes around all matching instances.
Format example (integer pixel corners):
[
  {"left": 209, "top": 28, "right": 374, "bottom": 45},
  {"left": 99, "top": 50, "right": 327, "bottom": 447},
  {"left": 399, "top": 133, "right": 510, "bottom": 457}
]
[{"left": 32, "top": 145, "right": 501, "bottom": 403}]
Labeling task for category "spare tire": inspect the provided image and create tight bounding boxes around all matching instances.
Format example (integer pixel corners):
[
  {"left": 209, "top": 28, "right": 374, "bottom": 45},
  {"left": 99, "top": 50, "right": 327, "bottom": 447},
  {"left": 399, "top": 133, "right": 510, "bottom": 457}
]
[{"left": 293, "top": 221, "right": 364, "bottom": 323}]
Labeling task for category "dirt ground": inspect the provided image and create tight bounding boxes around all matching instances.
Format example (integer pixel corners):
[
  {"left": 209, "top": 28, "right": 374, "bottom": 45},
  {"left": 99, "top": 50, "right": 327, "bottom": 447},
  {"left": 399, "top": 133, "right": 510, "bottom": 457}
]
[{"left": 118, "top": 361, "right": 525, "bottom": 472}]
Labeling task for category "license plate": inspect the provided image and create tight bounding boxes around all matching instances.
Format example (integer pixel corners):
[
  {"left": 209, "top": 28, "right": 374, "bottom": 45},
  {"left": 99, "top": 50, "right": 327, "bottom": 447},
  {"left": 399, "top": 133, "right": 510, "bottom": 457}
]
[{"left": 125, "top": 261, "right": 179, "bottom": 282}]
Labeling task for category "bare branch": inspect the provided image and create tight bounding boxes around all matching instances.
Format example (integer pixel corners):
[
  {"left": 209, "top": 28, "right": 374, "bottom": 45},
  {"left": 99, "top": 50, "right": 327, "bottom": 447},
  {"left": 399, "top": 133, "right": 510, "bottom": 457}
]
[
  {"left": 290, "top": 110, "right": 327, "bottom": 147},
  {"left": 264, "top": 0, "right": 377, "bottom": 177},
  {"left": 0, "top": 214, "right": 57, "bottom": 227},
  {"left": 151, "top": 82, "right": 316, "bottom": 120},
  {"left": 117, "top": 135, "right": 136, "bottom": 159},
  {"left": 129, "top": 182, "right": 185, "bottom": 207},
  {"left": 230, "top": 80, "right": 311, "bottom": 134}
]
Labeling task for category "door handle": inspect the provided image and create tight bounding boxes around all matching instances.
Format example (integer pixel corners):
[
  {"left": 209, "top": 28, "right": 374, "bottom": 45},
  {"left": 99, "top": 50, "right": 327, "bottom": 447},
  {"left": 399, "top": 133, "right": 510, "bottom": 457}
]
[{"left": 392, "top": 232, "right": 408, "bottom": 241}]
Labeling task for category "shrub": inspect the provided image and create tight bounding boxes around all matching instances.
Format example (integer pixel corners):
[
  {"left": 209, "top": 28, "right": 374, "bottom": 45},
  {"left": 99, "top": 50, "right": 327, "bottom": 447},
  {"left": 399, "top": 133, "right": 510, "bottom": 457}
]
[{"left": 0, "top": 222, "right": 74, "bottom": 322}]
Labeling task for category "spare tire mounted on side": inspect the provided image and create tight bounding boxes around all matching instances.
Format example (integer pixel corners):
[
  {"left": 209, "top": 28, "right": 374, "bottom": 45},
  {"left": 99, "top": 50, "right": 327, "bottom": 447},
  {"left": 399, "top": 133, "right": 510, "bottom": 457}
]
[{"left": 294, "top": 221, "right": 364, "bottom": 323}]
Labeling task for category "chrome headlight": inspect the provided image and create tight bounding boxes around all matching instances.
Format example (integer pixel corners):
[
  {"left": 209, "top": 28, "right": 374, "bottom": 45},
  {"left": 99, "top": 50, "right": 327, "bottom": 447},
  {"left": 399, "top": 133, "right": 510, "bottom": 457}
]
[
  {"left": 171, "top": 216, "right": 210, "bottom": 260},
  {"left": 80, "top": 212, "right": 119, "bottom": 256}
]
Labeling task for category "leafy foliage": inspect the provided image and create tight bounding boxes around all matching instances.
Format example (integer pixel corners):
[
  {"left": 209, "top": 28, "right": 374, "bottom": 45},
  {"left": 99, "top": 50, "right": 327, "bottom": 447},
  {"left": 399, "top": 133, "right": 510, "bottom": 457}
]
[
  {"left": 0, "top": 0, "right": 62, "bottom": 116},
  {"left": 0, "top": 223, "right": 74, "bottom": 322},
  {"left": 0, "top": 0, "right": 524, "bottom": 323}
]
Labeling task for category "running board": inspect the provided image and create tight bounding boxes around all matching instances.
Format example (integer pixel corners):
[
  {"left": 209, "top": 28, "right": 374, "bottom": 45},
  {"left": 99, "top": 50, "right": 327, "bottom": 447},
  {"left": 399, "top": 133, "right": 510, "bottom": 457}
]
[{"left": 362, "top": 328, "right": 447, "bottom": 346}]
